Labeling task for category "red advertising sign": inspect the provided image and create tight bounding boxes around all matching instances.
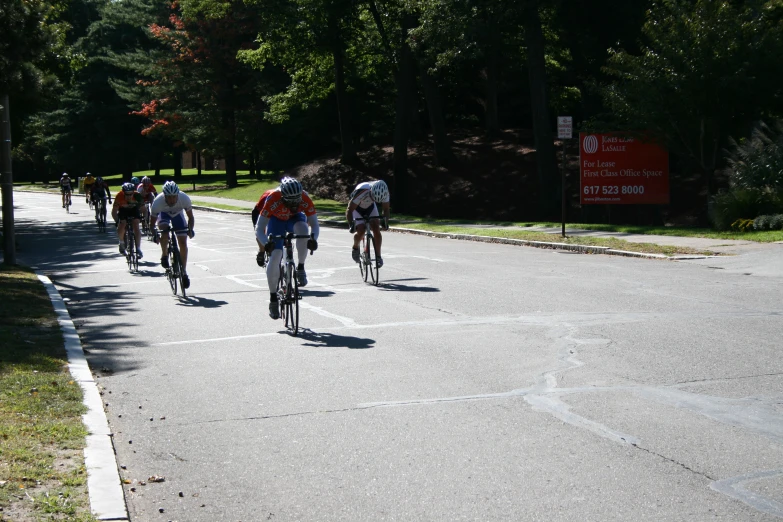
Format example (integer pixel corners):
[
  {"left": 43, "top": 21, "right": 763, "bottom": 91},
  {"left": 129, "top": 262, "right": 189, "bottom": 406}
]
[{"left": 579, "top": 133, "right": 669, "bottom": 204}]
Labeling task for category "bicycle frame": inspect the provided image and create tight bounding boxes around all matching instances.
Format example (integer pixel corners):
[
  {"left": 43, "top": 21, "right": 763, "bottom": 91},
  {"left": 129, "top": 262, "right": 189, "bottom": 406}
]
[
  {"left": 161, "top": 226, "right": 187, "bottom": 297},
  {"left": 123, "top": 218, "right": 139, "bottom": 273},
  {"left": 267, "top": 232, "right": 312, "bottom": 336},
  {"left": 355, "top": 216, "right": 383, "bottom": 285}
]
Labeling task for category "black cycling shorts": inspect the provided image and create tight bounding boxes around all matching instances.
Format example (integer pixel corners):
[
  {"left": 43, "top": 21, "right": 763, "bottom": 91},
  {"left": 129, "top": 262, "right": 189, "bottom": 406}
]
[{"left": 118, "top": 207, "right": 142, "bottom": 221}]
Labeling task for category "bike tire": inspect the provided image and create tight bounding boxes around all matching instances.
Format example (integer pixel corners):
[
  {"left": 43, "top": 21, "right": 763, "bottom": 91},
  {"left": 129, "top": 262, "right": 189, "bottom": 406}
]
[
  {"left": 287, "top": 263, "right": 299, "bottom": 335},
  {"left": 277, "top": 263, "right": 286, "bottom": 323},
  {"left": 367, "top": 234, "right": 379, "bottom": 285},
  {"left": 360, "top": 236, "right": 369, "bottom": 282},
  {"left": 283, "top": 264, "right": 294, "bottom": 331},
  {"left": 168, "top": 242, "right": 178, "bottom": 295}
]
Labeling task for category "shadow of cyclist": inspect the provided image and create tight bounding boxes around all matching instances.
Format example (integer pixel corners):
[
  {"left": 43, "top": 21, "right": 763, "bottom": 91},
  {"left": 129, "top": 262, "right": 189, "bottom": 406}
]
[
  {"left": 175, "top": 295, "right": 229, "bottom": 308},
  {"left": 377, "top": 278, "right": 440, "bottom": 293},
  {"left": 296, "top": 329, "right": 376, "bottom": 349}
]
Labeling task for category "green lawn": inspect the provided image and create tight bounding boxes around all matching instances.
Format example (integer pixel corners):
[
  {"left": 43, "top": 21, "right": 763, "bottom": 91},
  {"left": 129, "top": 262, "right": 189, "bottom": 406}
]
[{"left": 0, "top": 266, "right": 96, "bottom": 522}]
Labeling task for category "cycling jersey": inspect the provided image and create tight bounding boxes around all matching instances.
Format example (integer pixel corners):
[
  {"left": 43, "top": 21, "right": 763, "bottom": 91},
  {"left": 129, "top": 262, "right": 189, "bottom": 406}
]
[
  {"left": 60, "top": 177, "right": 73, "bottom": 192},
  {"left": 83, "top": 176, "right": 96, "bottom": 188},
  {"left": 349, "top": 182, "right": 374, "bottom": 211},
  {"left": 113, "top": 191, "right": 144, "bottom": 210},
  {"left": 91, "top": 183, "right": 111, "bottom": 200},
  {"left": 259, "top": 189, "right": 316, "bottom": 221},
  {"left": 137, "top": 183, "right": 158, "bottom": 202},
  {"left": 150, "top": 192, "right": 193, "bottom": 217}
]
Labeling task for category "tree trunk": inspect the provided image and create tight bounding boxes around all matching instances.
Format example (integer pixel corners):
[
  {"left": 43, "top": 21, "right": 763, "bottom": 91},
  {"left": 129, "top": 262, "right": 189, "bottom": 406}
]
[
  {"left": 196, "top": 150, "right": 202, "bottom": 177},
  {"left": 485, "top": 44, "right": 500, "bottom": 137},
  {"left": 525, "top": 0, "right": 558, "bottom": 218},
  {"left": 392, "top": 14, "right": 419, "bottom": 213},
  {"left": 329, "top": 12, "right": 357, "bottom": 165},
  {"left": 173, "top": 145, "right": 182, "bottom": 178},
  {"left": 419, "top": 61, "right": 453, "bottom": 166}
]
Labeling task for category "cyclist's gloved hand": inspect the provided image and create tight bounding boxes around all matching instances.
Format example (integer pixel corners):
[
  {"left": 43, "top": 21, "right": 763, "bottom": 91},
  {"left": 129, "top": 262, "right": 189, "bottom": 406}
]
[
  {"left": 307, "top": 238, "right": 318, "bottom": 251},
  {"left": 256, "top": 251, "right": 266, "bottom": 267},
  {"left": 187, "top": 229, "right": 195, "bottom": 239},
  {"left": 264, "top": 241, "right": 274, "bottom": 254},
  {"left": 348, "top": 221, "right": 355, "bottom": 234}
]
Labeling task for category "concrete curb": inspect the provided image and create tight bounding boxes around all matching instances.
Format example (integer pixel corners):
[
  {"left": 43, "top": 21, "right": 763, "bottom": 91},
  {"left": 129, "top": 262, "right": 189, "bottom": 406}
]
[
  {"left": 190, "top": 204, "right": 704, "bottom": 260},
  {"left": 36, "top": 274, "right": 129, "bottom": 521}
]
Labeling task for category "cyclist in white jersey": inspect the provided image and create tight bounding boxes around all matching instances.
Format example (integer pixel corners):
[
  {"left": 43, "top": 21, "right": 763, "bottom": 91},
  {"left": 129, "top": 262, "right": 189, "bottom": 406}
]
[
  {"left": 60, "top": 173, "right": 73, "bottom": 208},
  {"left": 346, "top": 180, "right": 390, "bottom": 267},
  {"left": 150, "top": 181, "right": 195, "bottom": 289}
]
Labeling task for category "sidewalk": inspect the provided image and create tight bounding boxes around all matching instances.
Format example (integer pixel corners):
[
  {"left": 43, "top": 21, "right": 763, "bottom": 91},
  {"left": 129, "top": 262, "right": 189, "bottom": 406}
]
[{"left": 187, "top": 195, "right": 773, "bottom": 258}]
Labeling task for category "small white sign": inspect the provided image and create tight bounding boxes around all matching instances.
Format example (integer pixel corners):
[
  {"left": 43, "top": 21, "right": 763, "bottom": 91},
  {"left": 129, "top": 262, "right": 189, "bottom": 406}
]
[{"left": 557, "top": 116, "right": 572, "bottom": 139}]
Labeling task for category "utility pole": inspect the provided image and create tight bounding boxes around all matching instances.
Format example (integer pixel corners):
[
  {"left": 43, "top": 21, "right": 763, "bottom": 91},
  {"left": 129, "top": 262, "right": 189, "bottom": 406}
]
[{"left": 1, "top": 94, "right": 16, "bottom": 265}]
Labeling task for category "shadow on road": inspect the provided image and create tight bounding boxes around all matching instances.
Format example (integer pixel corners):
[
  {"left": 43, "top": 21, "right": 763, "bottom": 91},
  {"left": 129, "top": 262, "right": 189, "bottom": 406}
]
[
  {"left": 377, "top": 278, "right": 440, "bottom": 293},
  {"left": 175, "top": 295, "right": 229, "bottom": 308},
  {"left": 297, "top": 328, "right": 376, "bottom": 349}
]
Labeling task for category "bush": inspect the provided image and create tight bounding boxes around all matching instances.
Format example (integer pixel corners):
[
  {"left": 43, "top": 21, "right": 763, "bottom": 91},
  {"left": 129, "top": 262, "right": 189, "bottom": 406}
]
[
  {"left": 753, "top": 215, "right": 771, "bottom": 230},
  {"left": 710, "top": 188, "right": 783, "bottom": 230},
  {"left": 770, "top": 214, "right": 783, "bottom": 230},
  {"left": 724, "top": 121, "right": 783, "bottom": 191}
]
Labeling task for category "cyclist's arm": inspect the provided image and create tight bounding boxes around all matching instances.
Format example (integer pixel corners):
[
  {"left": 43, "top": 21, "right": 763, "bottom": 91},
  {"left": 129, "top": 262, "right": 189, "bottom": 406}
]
[
  {"left": 381, "top": 201, "right": 391, "bottom": 222},
  {"left": 307, "top": 214, "right": 320, "bottom": 241},
  {"left": 346, "top": 201, "right": 358, "bottom": 223},
  {"left": 255, "top": 215, "right": 270, "bottom": 248},
  {"left": 185, "top": 208, "right": 195, "bottom": 233},
  {"left": 111, "top": 198, "right": 120, "bottom": 221}
]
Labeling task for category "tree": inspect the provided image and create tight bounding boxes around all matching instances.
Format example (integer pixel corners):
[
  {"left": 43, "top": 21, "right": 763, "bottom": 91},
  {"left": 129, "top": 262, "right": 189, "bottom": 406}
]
[{"left": 600, "top": 0, "right": 783, "bottom": 209}]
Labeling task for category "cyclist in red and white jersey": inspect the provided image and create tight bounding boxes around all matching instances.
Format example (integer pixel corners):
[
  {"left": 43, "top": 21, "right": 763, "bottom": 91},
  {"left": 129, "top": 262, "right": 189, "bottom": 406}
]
[
  {"left": 254, "top": 177, "right": 319, "bottom": 319},
  {"left": 346, "top": 180, "right": 390, "bottom": 267},
  {"left": 137, "top": 176, "right": 158, "bottom": 223}
]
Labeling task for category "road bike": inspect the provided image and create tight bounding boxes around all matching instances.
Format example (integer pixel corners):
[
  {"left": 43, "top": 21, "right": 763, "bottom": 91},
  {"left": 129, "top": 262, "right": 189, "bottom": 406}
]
[
  {"left": 267, "top": 232, "right": 314, "bottom": 336},
  {"left": 161, "top": 226, "right": 187, "bottom": 297},
  {"left": 141, "top": 201, "right": 153, "bottom": 238},
  {"left": 96, "top": 198, "right": 108, "bottom": 232},
  {"left": 355, "top": 216, "right": 385, "bottom": 286},
  {"left": 63, "top": 190, "right": 72, "bottom": 214},
  {"left": 122, "top": 217, "right": 140, "bottom": 273}
]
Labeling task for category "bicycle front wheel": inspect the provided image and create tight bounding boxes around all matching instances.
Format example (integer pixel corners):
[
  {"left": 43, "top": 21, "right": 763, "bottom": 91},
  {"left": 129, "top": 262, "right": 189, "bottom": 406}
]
[
  {"left": 167, "top": 247, "right": 178, "bottom": 295},
  {"left": 360, "top": 236, "right": 369, "bottom": 282},
  {"left": 289, "top": 265, "right": 299, "bottom": 336},
  {"left": 367, "top": 234, "right": 379, "bottom": 285}
]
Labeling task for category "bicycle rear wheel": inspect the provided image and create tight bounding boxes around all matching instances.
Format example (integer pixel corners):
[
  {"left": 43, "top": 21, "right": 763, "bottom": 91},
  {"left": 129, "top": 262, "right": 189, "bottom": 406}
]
[
  {"left": 125, "top": 228, "right": 133, "bottom": 272},
  {"left": 367, "top": 234, "right": 379, "bottom": 285}
]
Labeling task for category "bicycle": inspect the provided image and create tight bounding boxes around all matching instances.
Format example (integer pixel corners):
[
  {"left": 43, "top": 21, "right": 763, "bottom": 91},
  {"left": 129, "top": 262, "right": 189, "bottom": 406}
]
[
  {"left": 122, "top": 217, "right": 139, "bottom": 273},
  {"left": 266, "top": 232, "right": 314, "bottom": 336},
  {"left": 63, "top": 190, "right": 72, "bottom": 214},
  {"left": 160, "top": 226, "right": 187, "bottom": 297},
  {"left": 355, "top": 216, "right": 385, "bottom": 286},
  {"left": 95, "top": 198, "right": 108, "bottom": 232},
  {"left": 141, "top": 202, "right": 154, "bottom": 239}
]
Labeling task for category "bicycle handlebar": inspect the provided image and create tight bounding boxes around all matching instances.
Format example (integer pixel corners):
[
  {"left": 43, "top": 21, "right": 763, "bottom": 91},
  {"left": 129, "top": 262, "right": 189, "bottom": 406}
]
[{"left": 267, "top": 233, "right": 315, "bottom": 255}]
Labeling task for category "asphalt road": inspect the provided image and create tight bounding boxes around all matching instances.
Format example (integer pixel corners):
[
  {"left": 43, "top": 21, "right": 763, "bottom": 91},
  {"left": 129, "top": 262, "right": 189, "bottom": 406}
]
[{"left": 11, "top": 191, "right": 783, "bottom": 521}]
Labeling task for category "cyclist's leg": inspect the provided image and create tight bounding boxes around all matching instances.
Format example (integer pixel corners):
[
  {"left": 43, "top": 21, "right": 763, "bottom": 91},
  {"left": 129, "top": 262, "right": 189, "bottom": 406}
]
[
  {"left": 157, "top": 213, "right": 172, "bottom": 265},
  {"left": 351, "top": 209, "right": 366, "bottom": 249},
  {"left": 132, "top": 216, "right": 142, "bottom": 254},
  {"left": 117, "top": 209, "right": 128, "bottom": 251},
  {"left": 61, "top": 188, "right": 66, "bottom": 207},
  {"left": 169, "top": 212, "right": 189, "bottom": 269}
]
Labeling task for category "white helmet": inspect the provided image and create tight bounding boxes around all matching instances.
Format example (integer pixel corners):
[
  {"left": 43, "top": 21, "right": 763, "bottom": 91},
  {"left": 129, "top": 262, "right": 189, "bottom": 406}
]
[
  {"left": 370, "top": 180, "right": 389, "bottom": 203},
  {"left": 280, "top": 177, "right": 303, "bottom": 201},
  {"left": 163, "top": 181, "right": 179, "bottom": 196}
]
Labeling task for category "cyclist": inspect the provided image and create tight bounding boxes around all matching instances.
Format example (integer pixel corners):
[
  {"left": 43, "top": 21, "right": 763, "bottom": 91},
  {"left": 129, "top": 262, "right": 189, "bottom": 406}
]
[
  {"left": 60, "top": 172, "right": 73, "bottom": 208},
  {"left": 254, "top": 177, "right": 319, "bottom": 320},
  {"left": 346, "top": 180, "right": 390, "bottom": 267},
  {"left": 130, "top": 176, "right": 140, "bottom": 186},
  {"left": 111, "top": 182, "right": 144, "bottom": 259},
  {"left": 137, "top": 176, "right": 158, "bottom": 224},
  {"left": 150, "top": 181, "right": 195, "bottom": 289},
  {"left": 83, "top": 172, "right": 96, "bottom": 204},
  {"left": 90, "top": 177, "right": 112, "bottom": 222}
]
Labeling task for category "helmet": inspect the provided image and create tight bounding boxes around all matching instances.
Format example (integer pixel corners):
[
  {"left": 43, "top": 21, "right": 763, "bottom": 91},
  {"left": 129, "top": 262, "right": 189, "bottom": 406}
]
[
  {"left": 121, "top": 182, "right": 135, "bottom": 192},
  {"left": 141, "top": 176, "right": 151, "bottom": 185},
  {"left": 131, "top": 177, "right": 140, "bottom": 185},
  {"left": 96, "top": 177, "right": 103, "bottom": 183},
  {"left": 163, "top": 181, "right": 179, "bottom": 196},
  {"left": 86, "top": 172, "right": 91, "bottom": 176},
  {"left": 370, "top": 180, "right": 389, "bottom": 203},
  {"left": 279, "top": 177, "right": 303, "bottom": 201}
]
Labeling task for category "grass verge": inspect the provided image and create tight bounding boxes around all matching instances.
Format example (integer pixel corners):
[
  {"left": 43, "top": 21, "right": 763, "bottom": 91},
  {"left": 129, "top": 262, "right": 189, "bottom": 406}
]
[
  {"left": 0, "top": 266, "right": 96, "bottom": 522},
  {"left": 398, "top": 224, "right": 716, "bottom": 256}
]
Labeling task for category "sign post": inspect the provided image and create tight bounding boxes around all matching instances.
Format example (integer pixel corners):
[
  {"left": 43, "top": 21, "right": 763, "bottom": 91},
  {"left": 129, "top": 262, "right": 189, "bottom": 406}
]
[{"left": 557, "top": 117, "right": 572, "bottom": 238}]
